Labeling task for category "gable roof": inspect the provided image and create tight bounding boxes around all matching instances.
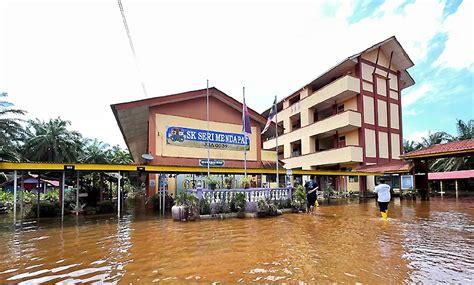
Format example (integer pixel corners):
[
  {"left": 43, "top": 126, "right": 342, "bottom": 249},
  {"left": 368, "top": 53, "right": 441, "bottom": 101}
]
[
  {"left": 111, "top": 87, "right": 268, "bottom": 162},
  {"left": 263, "top": 36, "right": 415, "bottom": 116},
  {"left": 401, "top": 139, "right": 474, "bottom": 159}
]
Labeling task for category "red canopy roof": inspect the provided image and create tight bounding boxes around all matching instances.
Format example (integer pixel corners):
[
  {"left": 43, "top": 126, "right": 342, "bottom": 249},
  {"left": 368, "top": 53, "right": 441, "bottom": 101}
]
[
  {"left": 402, "top": 139, "right": 474, "bottom": 159},
  {"left": 355, "top": 160, "right": 413, "bottom": 173},
  {"left": 428, "top": 170, "right": 474, "bottom": 180}
]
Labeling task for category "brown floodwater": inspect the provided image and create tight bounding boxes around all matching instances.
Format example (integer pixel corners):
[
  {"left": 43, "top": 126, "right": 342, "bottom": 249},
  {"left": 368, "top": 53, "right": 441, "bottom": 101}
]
[{"left": 0, "top": 198, "right": 473, "bottom": 284}]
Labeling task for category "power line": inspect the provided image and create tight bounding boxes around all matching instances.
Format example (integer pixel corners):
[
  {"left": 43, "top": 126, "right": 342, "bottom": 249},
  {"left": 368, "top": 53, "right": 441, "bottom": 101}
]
[{"left": 117, "top": 0, "right": 148, "bottom": 98}]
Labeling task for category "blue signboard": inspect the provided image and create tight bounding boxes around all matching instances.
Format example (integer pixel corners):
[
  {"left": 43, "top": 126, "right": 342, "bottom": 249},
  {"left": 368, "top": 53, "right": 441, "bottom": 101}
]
[
  {"left": 199, "top": 159, "right": 225, "bottom": 167},
  {"left": 166, "top": 126, "right": 250, "bottom": 151}
]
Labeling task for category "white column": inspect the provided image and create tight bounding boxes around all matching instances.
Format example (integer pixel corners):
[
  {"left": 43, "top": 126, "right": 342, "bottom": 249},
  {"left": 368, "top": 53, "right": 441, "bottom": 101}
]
[
  {"left": 455, "top": 180, "right": 459, "bottom": 199},
  {"left": 117, "top": 170, "right": 121, "bottom": 218},
  {"left": 61, "top": 171, "right": 65, "bottom": 220},
  {"left": 76, "top": 171, "right": 80, "bottom": 212},
  {"left": 13, "top": 170, "right": 17, "bottom": 224}
]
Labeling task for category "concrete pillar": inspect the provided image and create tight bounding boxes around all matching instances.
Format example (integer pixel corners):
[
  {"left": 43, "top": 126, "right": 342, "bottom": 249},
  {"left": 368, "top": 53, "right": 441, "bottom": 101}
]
[
  {"left": 76, "top": 171, "right": 80, "bottom": 212},
  {"left": 61, "top": 171, "right": 65, "bottom": 220},
  {"left": 13, "top": 170, "right": 17, "bottom": 224},
  {"left": 455, "top": 180, "right": 459, "bottom": 199},
  {"left": 117, "top": 170, "right": 121, "bottom": 218}
]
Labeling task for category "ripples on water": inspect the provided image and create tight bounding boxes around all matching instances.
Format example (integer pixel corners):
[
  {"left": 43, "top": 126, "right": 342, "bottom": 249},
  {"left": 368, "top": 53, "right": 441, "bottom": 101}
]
[{"left": 0, "top": 198, "right": 472, "bottom": 284}]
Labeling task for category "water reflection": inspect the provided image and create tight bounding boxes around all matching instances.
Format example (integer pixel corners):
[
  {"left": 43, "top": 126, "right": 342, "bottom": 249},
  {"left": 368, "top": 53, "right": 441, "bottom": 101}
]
[{"left": 0, "top": 198, "right": 472, "bottom": 283}]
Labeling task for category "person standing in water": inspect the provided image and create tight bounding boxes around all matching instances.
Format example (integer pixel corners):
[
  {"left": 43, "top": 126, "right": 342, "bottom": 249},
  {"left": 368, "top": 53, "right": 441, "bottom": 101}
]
[
  {"left": 374, "top": 178, "right": 391, "bottom": 220},
  {"left": 304, "top": 177, "right": 319, "bottom": 213}
]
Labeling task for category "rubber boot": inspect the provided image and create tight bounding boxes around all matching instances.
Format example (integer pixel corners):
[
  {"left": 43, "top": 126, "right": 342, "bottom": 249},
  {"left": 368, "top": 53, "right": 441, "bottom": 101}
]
[{"left": 381, "top": 211, "right": 388, "bottom": 221}]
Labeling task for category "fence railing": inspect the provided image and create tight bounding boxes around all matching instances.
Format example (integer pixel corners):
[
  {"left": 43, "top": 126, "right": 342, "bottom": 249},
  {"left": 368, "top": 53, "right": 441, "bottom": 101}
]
[{"left": 185, "top": 187, "right": 292, "bottom": 204}]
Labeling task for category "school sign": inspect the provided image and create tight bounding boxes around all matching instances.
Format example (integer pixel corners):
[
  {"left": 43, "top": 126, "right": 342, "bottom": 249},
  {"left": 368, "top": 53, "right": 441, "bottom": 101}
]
[{"left": 166, "top": 126, "right": 250, "bottom": 151}]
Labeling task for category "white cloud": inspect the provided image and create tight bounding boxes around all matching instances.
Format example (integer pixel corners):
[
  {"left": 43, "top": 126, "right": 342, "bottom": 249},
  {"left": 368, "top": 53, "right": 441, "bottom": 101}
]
[
  {"left": 0, "top": 0, "right": 465, "bottom": 147},
  {"left": 406, "top": 130, "right": 430, "bottom": 143},
  {"left": 402, "top": 84, "right": 431, "bottom": 108},
  {"left": 434, "top": 0, "right": 474, "bottom": 71},
  {"left": 403, "top": 108, "right": 419, "bottom": 116}
]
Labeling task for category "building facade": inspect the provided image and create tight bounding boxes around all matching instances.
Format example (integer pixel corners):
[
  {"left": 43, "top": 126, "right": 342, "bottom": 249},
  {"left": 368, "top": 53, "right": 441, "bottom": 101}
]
[
  {"left": 263, "top": 36, "right": 414, "bottom": 173},
  {"left": 111, "top": 88, "right": 278, "bottom": 195}
]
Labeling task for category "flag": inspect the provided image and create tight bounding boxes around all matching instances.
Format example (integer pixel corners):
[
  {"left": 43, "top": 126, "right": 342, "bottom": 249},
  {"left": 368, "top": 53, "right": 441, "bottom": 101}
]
[
  {"left": 261, "top": 96, "right": 277, "bottom": 134},
  {"left": 242, "top": 94, "right": 252, "bottom": 137}
]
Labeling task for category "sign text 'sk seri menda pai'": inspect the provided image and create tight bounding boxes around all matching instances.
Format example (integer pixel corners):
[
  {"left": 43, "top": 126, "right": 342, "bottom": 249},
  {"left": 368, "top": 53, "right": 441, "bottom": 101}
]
[{"left": 166, "top": 126, "right": 250, "bottom": 151}]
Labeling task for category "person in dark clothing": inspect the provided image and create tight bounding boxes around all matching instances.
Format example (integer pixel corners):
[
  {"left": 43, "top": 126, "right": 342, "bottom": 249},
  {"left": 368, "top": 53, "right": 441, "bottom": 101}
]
[{"left": 304, "top": 177, "right": 319, "bottom": 213}]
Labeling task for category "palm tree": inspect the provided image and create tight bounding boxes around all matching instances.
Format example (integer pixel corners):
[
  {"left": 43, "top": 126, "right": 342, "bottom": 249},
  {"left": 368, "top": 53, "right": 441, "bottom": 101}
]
[
  {"left": 419, "top": 131, "right": 452, "bottom": 148},
  {"left": 80, "top": 138, "right": 110, "bottom": 164},
  {"left": 0, "top": 92, "right": 26, "bottom": 161},
  {"left": 22, "top": 117, "right": 83, "bottom": 162},
  {"left": 454, "top": 119, "right": 473, "bottom": 141},
  {"left": 431, "top": 119, "right": 474, "bottom": 171},
  {"left": 403, "top": 139, "right": 421, "bottom": 153},
  {"left": 108, "top": 145, "right": 132, "bottom": 164}
]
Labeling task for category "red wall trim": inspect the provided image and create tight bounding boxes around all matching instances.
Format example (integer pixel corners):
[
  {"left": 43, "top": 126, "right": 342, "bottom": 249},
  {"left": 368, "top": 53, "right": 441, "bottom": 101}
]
[
  {"left": 398, "top": 71, "right": 404, "bottom": 156},
  {"left": 372, "top": 73, "right": 380, "bottom": 163},
  {"left": 360, "top": 58, "right": 398, "bottom": 75},
  {"left": 356, "top": 59, "right": 367, "bottom": 166}
]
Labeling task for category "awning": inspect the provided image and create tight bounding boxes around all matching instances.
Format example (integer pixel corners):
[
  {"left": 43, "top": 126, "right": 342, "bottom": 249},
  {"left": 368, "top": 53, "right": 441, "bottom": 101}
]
[{"left": 428, "top": 170, "right": 474, "bottom": 180}]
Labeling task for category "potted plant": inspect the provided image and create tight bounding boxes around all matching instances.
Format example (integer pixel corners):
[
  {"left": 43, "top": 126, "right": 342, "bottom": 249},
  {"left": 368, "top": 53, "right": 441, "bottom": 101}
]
[
  {"left": 206, "top": 176, "right": 219, "bottom": 190},
  {"left": 172, "top": 192, "right": 189, "bottom": 221},
  {"left": 234, "top": 192, "right": 247, "bottom": 218},
  {"left": 257, "top": 198, "right": 269, "bottom": 218},
  {"left": 291, "top": 185, "right": 306, "bottom": 212},
  {"left": 224, "top": 176, "right": 233, "bottom": 189},
  {"left": 240, "top": 176, "right": 251, "bottom": 189}
]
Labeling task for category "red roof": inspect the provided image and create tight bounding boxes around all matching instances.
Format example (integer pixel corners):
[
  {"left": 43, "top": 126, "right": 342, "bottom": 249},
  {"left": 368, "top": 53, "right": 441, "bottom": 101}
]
[
  {"left": 402, "top": 139, "right": 474, "bottom": 159},
  {"left": 428, "top": 170, "right": 474, "bottom": 180},
  {"left": 355, "top": 160, "right": 412, "bottom": 173}
]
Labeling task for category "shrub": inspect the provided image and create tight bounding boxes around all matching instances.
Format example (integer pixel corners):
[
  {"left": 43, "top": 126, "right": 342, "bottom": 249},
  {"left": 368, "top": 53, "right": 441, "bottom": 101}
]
[
  {"left": 257, "top": 198, "right": 269, "bottom": 213},
  {"left": 200, "top": 199, "right": 211, "bottom": 215},
  {"left": 41, "top": 189, "right": 59, "bottom": 203},
  {"left": 205, "top": 176, "right": 220, "bottom": 190},
  {"left": 240, "top": 177, "right": 251, "bottom": 189},
  {"left": 291, "top": 185, "right": 306, "bottom": 211},
  {"left": 29, "top": 201, "right": 60, "bottom": 217},
  {"left": 234, "top": 192, "right": 247, "bottom": 213},
  {"left": 224, "top": 176, "right": 233, "bottom": 189}
]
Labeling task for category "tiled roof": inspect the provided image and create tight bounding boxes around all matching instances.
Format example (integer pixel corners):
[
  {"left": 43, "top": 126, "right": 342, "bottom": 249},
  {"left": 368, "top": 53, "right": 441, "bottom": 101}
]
[
  {"left": 428, "top": 170, "right": 474, "bottom": 180},
  {"left": 402, "top": 139, "right": 474, "bottom": 159},
  {"left": 355, "top": 160, "right": 413, "bottom": 173}
]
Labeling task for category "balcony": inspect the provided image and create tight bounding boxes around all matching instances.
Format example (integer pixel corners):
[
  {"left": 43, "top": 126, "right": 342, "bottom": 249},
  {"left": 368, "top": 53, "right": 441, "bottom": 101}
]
[
  {"left": 283, "top": 146, "right": 363, "bottom": 170},
  {"left": 276, "top": 75, "right": 360, "bottom": 122},
  {"left": 263, "top": 110, "right": 362, "bottom": 150}
]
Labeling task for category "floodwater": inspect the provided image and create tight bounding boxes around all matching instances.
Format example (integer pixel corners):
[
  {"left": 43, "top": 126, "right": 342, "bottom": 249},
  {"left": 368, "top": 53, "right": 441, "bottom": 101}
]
[{"left": 0, "top": 198, "right": 473, "bottom": 284}]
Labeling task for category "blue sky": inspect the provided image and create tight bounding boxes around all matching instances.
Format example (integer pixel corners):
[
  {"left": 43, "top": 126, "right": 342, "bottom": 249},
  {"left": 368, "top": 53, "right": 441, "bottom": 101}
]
[{"left": 1, "top": 0, "right": 473, "bottom": 146}]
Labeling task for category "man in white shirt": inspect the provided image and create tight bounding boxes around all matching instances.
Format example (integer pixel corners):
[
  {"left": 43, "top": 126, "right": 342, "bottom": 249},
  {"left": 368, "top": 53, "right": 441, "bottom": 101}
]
[{"left": 374, "top": 178, "right": 391, "bottom": 220}]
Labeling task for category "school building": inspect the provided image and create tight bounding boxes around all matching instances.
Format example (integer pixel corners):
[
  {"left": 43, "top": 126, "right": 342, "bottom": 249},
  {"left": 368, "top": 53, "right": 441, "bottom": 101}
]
[{"left": 261, "top": 36, "right": 415, "bottom": 192}]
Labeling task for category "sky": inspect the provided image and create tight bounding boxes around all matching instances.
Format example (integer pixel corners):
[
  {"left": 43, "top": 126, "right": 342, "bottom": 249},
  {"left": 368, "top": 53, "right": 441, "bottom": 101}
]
[{"left": 1, "top": 0, "right": 473, "bottom": 148}]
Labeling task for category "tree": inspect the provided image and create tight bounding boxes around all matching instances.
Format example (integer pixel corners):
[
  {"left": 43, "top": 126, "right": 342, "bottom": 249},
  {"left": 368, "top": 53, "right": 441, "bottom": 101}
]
[
  {"left": 419, "top": 131, "right": 452, "bottom": 148},
  {"left": 454, "top": 119, "right": 473, "bottom": 141},
  {"left": 403, "top": 139, "right": 421, "bottom": 154},
  {"left": 80, "top": 138, "right": 110, "bottom": 164},
  {"left": 22, "top": 117, "right": 83, "bottom": 162},
  {"left": 108, "top": 145, "right": 132, "bottom": 164},
  {"left": 0, "top": 92, "right": 26, "bottom": 161}
]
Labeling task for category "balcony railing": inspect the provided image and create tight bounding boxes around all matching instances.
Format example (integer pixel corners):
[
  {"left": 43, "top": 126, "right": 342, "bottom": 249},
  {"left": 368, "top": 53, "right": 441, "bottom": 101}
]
[{"left": 186, "top": 187, "right": 292, "bottom": 207}]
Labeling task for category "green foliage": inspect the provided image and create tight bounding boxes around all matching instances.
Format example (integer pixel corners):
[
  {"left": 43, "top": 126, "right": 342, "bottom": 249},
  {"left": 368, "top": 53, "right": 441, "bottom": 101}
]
[
  {"left": 224, "top": 176, "right": 233, "bottom": 189},
  {"left": 323, "top": 184, "right": 335, "bottom": 198},
  {"left": 0, "top": 92, "right": 26, "bottom": 162},
  {"left": 29, "top": 201, "right": 61, "bottom": 217},
  {"left": 22, "top": 117, "right": 83, "bottom": 163},
  {"left": 0, "top": 191, "right": 14, "bottom": 213},
  {"left": 257, "top": 198, "right": 269, "bottom": 212},
  {"left": 234, "top": 192, "right": 247, "bottom": 213},
  {"left": 240, "top": 177, "right": 251, "bottom": 189},
  {"left": 200, "top": 198, "right": 211, "bottom": 215},
  {"left": 291, "top": 185, "right": 306, "bottom": 211},
  {"left": 41, "top": 189, "right": 59, "bottom": 203},
  {"left": 205, "top": 176, "right": 219, "bottom": 190},
  {"left": 174, "top": 192, "right": 200, "bottom": 219}
]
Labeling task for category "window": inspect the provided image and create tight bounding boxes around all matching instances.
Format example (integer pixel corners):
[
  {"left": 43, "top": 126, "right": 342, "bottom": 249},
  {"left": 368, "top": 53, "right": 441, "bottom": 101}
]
[
  {"left": 339, "top": 136, "right": 346, "bottom": 141},
  {"left": 337, "top": 104, "right": 344, "bottom": 113},
  {"left": 349, "top": 176, "right": 359, "bottom": 183}
]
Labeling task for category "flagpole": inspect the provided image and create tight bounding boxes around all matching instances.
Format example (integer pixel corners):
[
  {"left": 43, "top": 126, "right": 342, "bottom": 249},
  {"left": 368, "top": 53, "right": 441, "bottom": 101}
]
[
  {"left": 206, "top": 80, "right": 210, "bottom": 177},
  {"left": 275, "top": 96, "right": 279, "bottom": 187},
  {"left": 243, "top": 87, "right": 247, "bottom": 177}
]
